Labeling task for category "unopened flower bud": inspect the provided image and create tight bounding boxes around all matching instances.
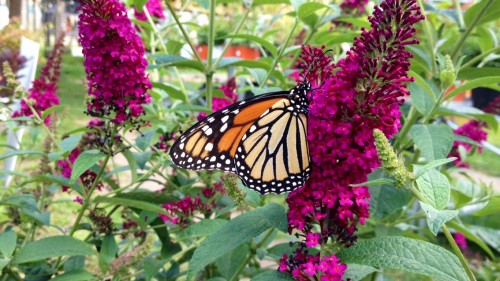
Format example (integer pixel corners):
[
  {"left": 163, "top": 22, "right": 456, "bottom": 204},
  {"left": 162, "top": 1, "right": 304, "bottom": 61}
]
[{"left": 440, "top": 55, "right": 456, "bottom": 89}]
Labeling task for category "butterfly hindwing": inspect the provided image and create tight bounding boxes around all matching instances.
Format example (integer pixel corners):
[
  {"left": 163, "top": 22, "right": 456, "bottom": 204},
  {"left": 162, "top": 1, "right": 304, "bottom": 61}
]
[
  {"left": 169, "top": 92, "right": 290, "bottom": 172},
  {"left": 234, "top": 96, "right": 311, "bottom": 194}
]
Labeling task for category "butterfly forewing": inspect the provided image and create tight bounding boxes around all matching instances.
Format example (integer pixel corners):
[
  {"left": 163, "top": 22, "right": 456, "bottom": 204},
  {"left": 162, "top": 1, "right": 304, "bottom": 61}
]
[
  {"left": 169, "top": 92, "right": 290, "bottom": 172},
  {"left": 234, "top": 93, "right": 311, "bottom": 194}
]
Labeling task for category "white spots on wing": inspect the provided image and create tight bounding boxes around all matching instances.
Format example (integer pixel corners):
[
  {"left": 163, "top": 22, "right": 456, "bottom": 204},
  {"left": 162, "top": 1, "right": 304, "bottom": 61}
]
[
  {"left": 232, "top": 109, "right": 239, "bottom": 114},
  {"left": 221, "top": 155, "right": 225, "bottom": 160},
  {"left": 205, "top": 128, "right": 213, "bottom": 135},
  {"left": 181, "top": 152, "right": 186, "bottom": 157},
  {"left": 202, "top": 125, "right": 209, "bottom": 132},
  {"left": 210, "top": 156, "right": 216, "bottom": 162},
  {"left": 225, "top": 159, "right": 231, "bottom": 165},
  {"left": 187, "top": 157, "right": 193, "bottom": 163},
  {"left": 220, "top": 123, "right": 228, "bottom": 132},
  {"left": 221, "top": 115, "right": 229, "bottom": 123},
  {"left": 208, "top": 117, "right": 215, "bottom": 122},
  {"left": 249, "top": 125, "right": 256, "bottom": 133},
  {"left": 179, "top": 143, "right": 184, "bottom": 150},
  {"left": 205, "top": 143, "right": 213, "bottom": 151}
]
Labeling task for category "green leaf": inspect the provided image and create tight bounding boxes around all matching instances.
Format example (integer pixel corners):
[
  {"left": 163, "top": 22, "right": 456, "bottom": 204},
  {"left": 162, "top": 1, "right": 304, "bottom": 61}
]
[
  {"left": 114, "top": 190, "right": 177, "bottom": 205},
  {"left": 343, "top": 264, "right": 378, "bottom": 281},
  {"left": 474, "top": 197, "right": 500, "bottom": 216},
  {"left": 419, "top": 202, "right": 458, "bottom": 236},
  {"left": 166, "top": 40, "right": 185, "bottom": 55},
  {"left": 409, "top": 124, "right": 454, "bottom": 162},
  {"left": 144, "top": 256, "right": 168, "bottom": 280},
  {"left": 136, "top": 130, "right": 156, "bottom": 151},
  {"left": 0, "top": 150, "right": 44, "bottom": 160},
  {"left": 267, "top": 243, "right": 301, "bottom": 260},
  {"left": 41, "top": 105, "right": 65, "bottom": 120},
  {"left": 444, "top": 77, "right": 500, "bottom": 101},
  {"left": 94, "top": 196, "right": 168, "bottom": 215},
  {"left": 414, "top": 158, "right": 457, "bottom": 178},
  {"left": 13, "top": 236, "right": 96, "bottom": 264},
  {"left": 122, "top": 150, "right": 138, "bottom": 182},
  {"left": 409, "top": 71, "right": 436, "bottom": 101},
  {"left": 152, "top": 82, "right": 188, "bottom": 102},
  {"left": 437, "top": 107, "right": 498, "bottom": 131},
  {"left": 133, "top": 151, "right": 152, "bottom": 170},
  {"left": 215, "top": 244, "right": 250, "bottom": 280},
  {"left": 457, "top": 67, "right": 500, "bottom": 80},
  {"left": 350, "top": 178, "right": 394, "bottom": 187},
  {"left": 447, "top": 221, "right": 495, "bottom": 259},
  {"left": 415, "top": 167, "right": 450, "bottom": 210},
  {"left": 338, "top": 236, "right": 468, "bottom": 281},
  {"left": 133, "top": 0, "right": 148, "bottom": 12},
  {"left": 409, "top": 83, "right": 435, "bottom": 116},
  {"left": 297, "top": 2, "right": 330, "bottom": 21},
  {"left": 223, "top": 34, "right": 277, "bottom": 57},
  {"left": 98, "top": 234, "right": 117, "bottom": 273},
  {"left": 0, "top": 231, "right": 17, "bottom": 257},
  {"left": 150, "top": 54, "right": 205, "bottom": 72},
  {"left": 60, "top": 135, "right": 82, "bottom": 152},
  {"left": 187, "top": 203, "right": 287, "bottom": 280},
  {"left": 70, "top": 150, "right": 105, "bottom": 184},
  {"left": 246, "top": 68, "right": 268, "bottom": 86},
  {"left": 217, "top": 58, "right": 271, "bottom": 70},
  {"left": 51, "top": 270, "right": 94, "bottom": 281},
  {"left": 0, "top": 258, "right": 10, "bottom": 270},
  {"left": 290, "top": 0, "right": 306, "bottom": 12},
  {"left": 178, "top": 219, "right": 228, "bottom": 239},
  {"left": 464, "top": 0, "right": 500, "bottom": 27},
  {"left": 250, "top": 270, "right": 294, "bottom": 281},
  {"left": 368, "top": 170, "right": 411, "bottom": 220}
]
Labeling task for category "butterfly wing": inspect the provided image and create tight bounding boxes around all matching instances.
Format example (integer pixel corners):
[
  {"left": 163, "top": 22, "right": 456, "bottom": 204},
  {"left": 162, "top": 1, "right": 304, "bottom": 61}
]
[
  {"left": 234, "top": 97, "right": 311, "bottom": 194},
  {"left": 169, "top": 92, "right": 290, "bottom": 172}
]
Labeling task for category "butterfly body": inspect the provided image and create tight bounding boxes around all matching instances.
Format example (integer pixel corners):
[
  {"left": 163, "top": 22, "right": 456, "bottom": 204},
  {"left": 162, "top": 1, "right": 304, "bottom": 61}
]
[{"left": 170, "top": 82, "right": 312, "bottom": 194}]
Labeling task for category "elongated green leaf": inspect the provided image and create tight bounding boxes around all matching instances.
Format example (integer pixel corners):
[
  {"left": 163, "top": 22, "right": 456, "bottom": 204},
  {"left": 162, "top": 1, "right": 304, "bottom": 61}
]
[
  {"left": 350, "top": 178, "right": 394, "bottom": 187},
  {"left": 114, "top": 190, "right": 177, "bottom": 205},
  {"left": 0, "top": 258, "right": 10, "bottom": 270},
  {"left": 0, "top": 150, "right": 43, "bottom": 160},
  {"left": 409, "top": 71, "right": 436, "bottom": 101},
  {"left": 51, "top": 270, "right": 94, "bottom": 281},
  {"left": 474, "top": 197, "right": 500, "bottom": 216},
  {"left": 41, "top": 105, "right": 65, "bottom": 120},
  {"left": 98, "top": 234, "right": 117, "bottom": 273},
  {"left": 222, "top": 35, "right": 277, "bottom": 57},
  {"left": 0, "top": 231, "right": 17, "bottom": 258},
  {"left": 122, "top": 150, "right": 138, "bottom": 182},
  {"left": 70, "top": 150, "right": 105, "bottom": 184},
  {"left": 464, "top": 0, "right": 500, "bottom": 27},
  {"left": 338, "top": 236, "right": 468, "bottom": 281},
  {"left": 152, "top": 82, "right": 187, "bottom": 102},
  {"left": 419, "top": 202, "right": 458, "bottom": 236},
  {"left": 218, "top": 58, "right": 271, "bottom": 70},
  {"left": 415, "top": 167, "right": 450, "bottom": 210},
  {"left": 187, "top": 203, "right": 287, "bottom": 280},
  {"left": 215, "top": 244, "right": 250, "bottom": 280},
  {"left": 251, "top": 271, "right": 294, "bottom": 281},
  {"left": 150, "top": 55, "right": 205, "bottom": 72},
  {"left": 437, "top": 107, "right": 499, "bottom": 131},
  {"left": 297, "top": 2, "right": 330, "bottom": 21},
  {"left": 368, "top": 169, "right": 411, "bottom": 220},
  {"left": 13, "top": 236, "right": 96, "bottom": 264},
  {"left": 445, "top": 77, "right": 500, "bottom": 101},
  {"left": 60, "top": 136, "right": 82, "bottom": 152},
  {"left": 409, "top": 125, "right": 454, "bottom": 162},
  {"left": 447, "top": 221, "right": 495, "bottom": 259},
  {"left": 457, "top": 67, "right": 500, "bottom": 80},
  {"left": 178, "top": 219, "right": 228, "bottom": 239},
  {"left": 133, "top": 0, "right": 148, "bottom": 12},
  {"left": 94, "top": 196, "right": 168, "bottom": 214},
  {"left": 414, "top": 158, "right": 457, "bottom": 178}
]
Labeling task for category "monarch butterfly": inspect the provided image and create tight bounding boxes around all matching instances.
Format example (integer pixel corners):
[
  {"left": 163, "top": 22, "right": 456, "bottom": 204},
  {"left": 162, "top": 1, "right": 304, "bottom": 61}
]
[{"left": 169, "top": 81, "right": 312, "bottom": 195}]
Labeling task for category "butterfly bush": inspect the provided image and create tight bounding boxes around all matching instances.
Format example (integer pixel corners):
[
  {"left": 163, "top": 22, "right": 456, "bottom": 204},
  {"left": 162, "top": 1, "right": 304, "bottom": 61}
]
[
  {"left": 341, "top": 0, "right": 369, "bottom": 13},
  {"left": 13, "top": 34, "right": 65, "bottom": 125},
  {"left": 134, "top": 0, "right": 165, "bottom": 21},
  {"left": 78, "top": 0, "right": 151, "bottom": 125},
  {"left": 281, "top": 0, "right": 423, "bottom": 279}
]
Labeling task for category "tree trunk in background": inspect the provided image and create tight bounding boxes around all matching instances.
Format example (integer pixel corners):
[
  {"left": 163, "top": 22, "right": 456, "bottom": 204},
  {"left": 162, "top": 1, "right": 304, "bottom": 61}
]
[{"left": 9, "top": 0, "right": 22, "bottom": 19}]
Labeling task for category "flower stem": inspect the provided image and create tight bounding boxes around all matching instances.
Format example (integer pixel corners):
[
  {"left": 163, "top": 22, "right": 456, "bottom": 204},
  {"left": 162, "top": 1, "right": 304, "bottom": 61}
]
[
  {"left": 69, "top": 154, "right": 111, "bottom": 236},
  {"left": 164, "top": 0, "right": 202, "bottom": 62},
  {"left": 450, "top": 0, "right": 495, "bottom": 61},
  {"left": 394, "top": 105, "right": 418, "bottom": 150},
  {"left": 461, "top": 46, "right": 500, "bottom": 69},
  {"left": 410, "top": 184, "right": 476, "bottom": 281},
  {"left": 259, "top": 20, "right": 299, "bottom": 88},
  {"left": 205, "top": 0, "right": 216, "bottom": 111}
]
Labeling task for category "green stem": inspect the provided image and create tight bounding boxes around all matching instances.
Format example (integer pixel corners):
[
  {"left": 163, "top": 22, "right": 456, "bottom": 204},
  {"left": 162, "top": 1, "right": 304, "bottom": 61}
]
[
  {"left": 410, "top": 184, "right": 476, "bottom": 281},
  {"left": 164, "top": 0, "right": 202, "bottom": 62},
  {"left": 461, "top": 46, "right": 500, "bottom": 69},
  {"left": 454, "top": 0, "right": 465, "bottom": 29},
  {"left": 259, "top": 20, "right": 299, "bottom": 88},
  {"left": 213, "top": 8, "right": 251, "bottom": 70},
  {"left": 394, "top": 105, "right": 418, "bottom": 150},
  {"left": 450, "top": 0, "right": 495, "bottom": 61},
  {"left": 205, "top": 0, "right": 216, "bottom": 111},
  {"left": 69, "top": 154, "right": 111, "bottom": 236}
]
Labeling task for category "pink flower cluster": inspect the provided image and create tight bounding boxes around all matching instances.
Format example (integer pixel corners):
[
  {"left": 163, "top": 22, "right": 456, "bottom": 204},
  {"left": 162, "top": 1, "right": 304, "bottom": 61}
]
[
  {"left": 134, "top": 0, "right": 165, "bottom": 21},
  {"left": 279, "top": 247, "right": 346, "bottom": 281},
  {"left": 282, "top": 0, "right": 423, "bottom": 278},
  {"left": 198, "top": 78, "right": 238, "bottom": 120},
  {"left": 449, "top": 120, "right": 487, "bottom": 167},
  {"left": 78, "top": 0, "right": 151, "bottom": 124},
  {"left": 159, "top": 183, "right": 225, "bottom": 227},
  {"left": 340, "top": 0, "right": 369, "bottom": 13},
  {"left": 454, "top": 232, "right": 468, "bottom": 251},
  {"left": 13, "top": 34, "right": 65, "bottom": 125}
]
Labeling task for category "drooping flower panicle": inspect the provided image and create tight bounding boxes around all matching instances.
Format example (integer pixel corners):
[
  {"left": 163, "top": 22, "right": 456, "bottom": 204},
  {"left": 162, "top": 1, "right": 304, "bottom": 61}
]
[
  {"left": 12, "top": 34, "right": 65, "bottom": 124},
  {"left": 78, "top": 0, "right": 151, "bottom": 124},
  {"left": 281, "top": 0, "right": 423, "bottom": 279}
]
